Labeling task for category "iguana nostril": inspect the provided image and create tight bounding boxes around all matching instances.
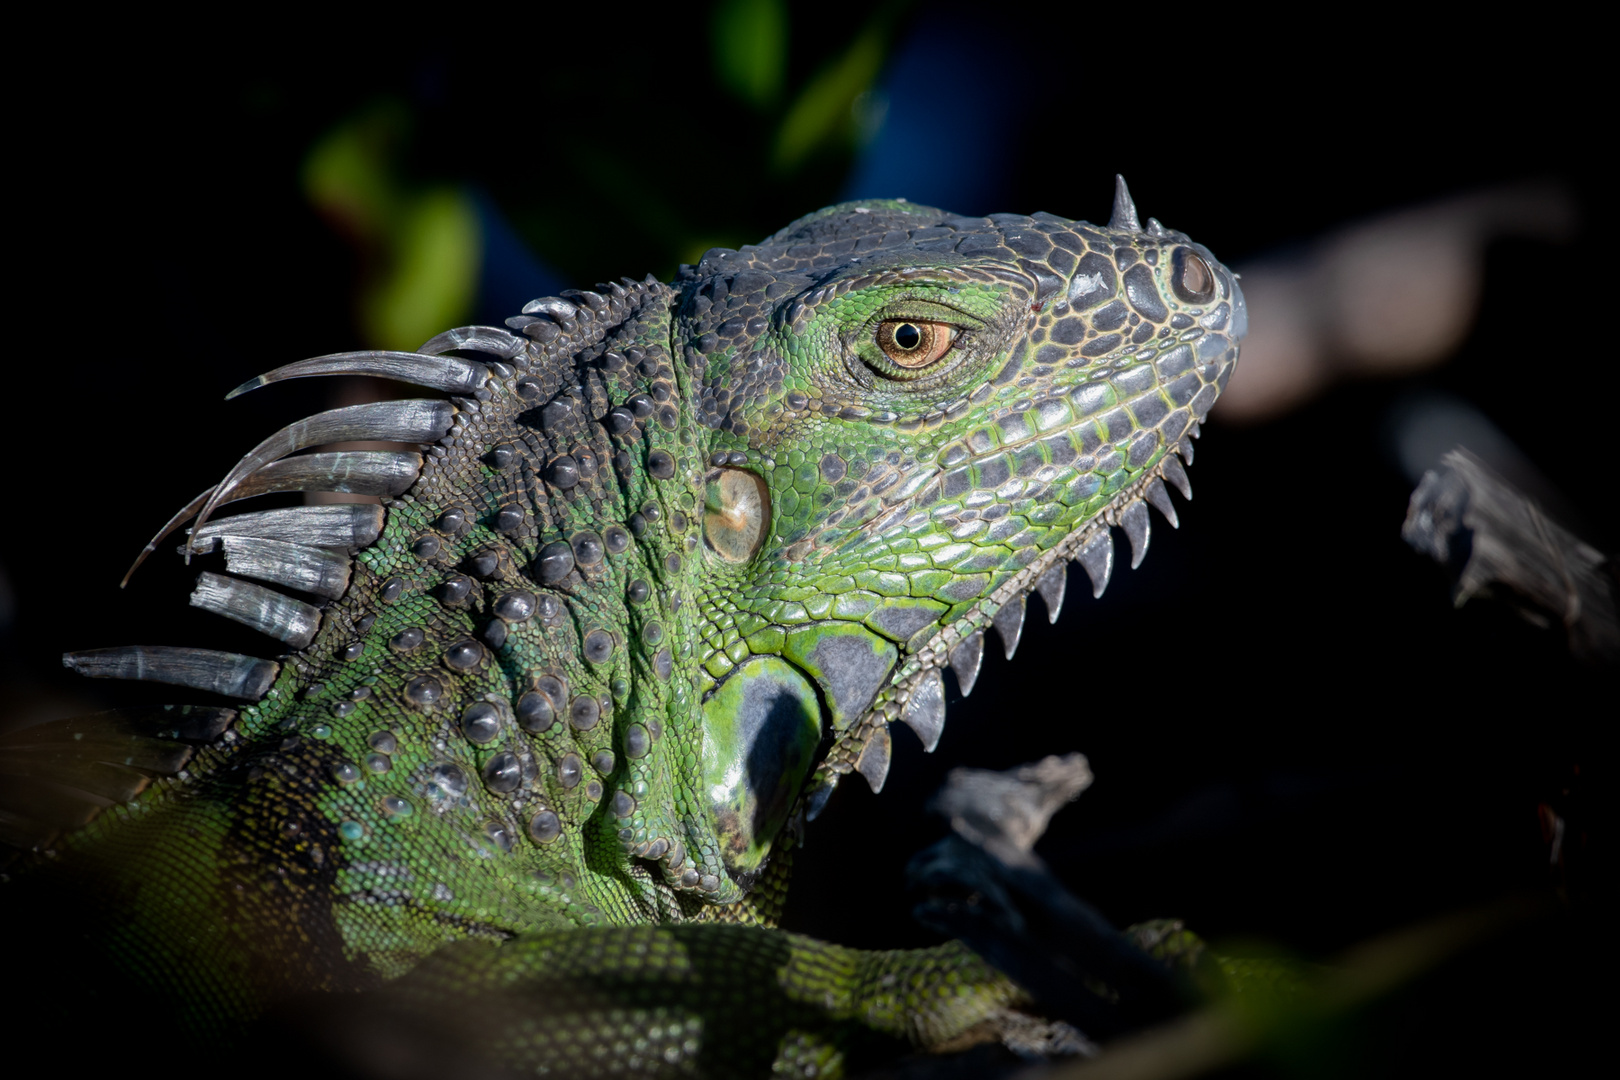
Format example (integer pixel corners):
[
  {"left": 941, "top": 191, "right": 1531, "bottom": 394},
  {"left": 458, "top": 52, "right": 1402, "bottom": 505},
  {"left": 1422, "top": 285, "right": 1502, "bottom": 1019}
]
[{"left": 1173, "top": 247, "right": 1216, "bottom": 303}]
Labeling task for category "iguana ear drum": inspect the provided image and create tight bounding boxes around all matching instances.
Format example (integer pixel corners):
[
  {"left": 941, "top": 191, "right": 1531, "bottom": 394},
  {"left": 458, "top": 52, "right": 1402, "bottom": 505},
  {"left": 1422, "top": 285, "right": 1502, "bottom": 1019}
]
[{"left": 702, "top": 467, "right": 771, "bottom": 564}]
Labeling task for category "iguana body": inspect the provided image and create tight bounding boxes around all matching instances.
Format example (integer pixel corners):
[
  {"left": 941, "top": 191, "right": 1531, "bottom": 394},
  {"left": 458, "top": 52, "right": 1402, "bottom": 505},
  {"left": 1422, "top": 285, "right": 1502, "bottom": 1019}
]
[{"left": 3, "top": 183, "right": 1244, "bottom": 1076}]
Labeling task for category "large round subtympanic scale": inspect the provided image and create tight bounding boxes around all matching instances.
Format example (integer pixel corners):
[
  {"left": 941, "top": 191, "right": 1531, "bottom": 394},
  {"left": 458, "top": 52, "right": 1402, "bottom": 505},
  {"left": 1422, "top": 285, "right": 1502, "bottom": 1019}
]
[{"left": 702, "top": 467, "right": 771, "bottom": 564}]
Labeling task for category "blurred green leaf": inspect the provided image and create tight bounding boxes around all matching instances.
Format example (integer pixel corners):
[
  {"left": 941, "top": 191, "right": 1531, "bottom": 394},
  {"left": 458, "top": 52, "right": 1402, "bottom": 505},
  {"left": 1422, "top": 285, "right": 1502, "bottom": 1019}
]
[
  {"left": 771, "top": 18, "right": 889, "bottom": 173},
  {"left": 1050, "top": 897, "right": 1543, "bottom": 1080},
  {"left": 302, "top": 101, "right": 481, "bottom": 350},
  {"left": 712, "top": 0, "right": 787, "bottom": 108},
  {"left": 361, "top": 189, "right": 480, "bottom": 352},
  {"left": 301, "top": 101, "right": 408, "bottom": 241}
]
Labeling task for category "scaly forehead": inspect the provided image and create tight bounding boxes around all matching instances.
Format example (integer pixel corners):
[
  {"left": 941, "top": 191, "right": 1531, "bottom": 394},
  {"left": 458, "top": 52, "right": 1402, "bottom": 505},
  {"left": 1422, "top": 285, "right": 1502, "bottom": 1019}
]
[
  {"left": 677, "top": 198, "right": 1211, "bottom": 318},
  {"left": 675, "top": 200, "right": 1231, "bottom": 444}
]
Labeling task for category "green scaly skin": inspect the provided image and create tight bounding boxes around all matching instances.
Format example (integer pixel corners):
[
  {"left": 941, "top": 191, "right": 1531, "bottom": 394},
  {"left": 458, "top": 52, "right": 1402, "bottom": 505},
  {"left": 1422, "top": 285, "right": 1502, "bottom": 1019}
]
[{"left": 6, "top": 194, "right": 1244, "bottom": 1076}]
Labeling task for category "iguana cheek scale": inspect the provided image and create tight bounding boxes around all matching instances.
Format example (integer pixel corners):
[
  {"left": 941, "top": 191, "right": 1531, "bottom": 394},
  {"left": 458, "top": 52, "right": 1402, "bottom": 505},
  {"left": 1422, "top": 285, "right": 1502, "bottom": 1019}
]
[{"left": 3, "top": 179, "right": 1245, "bottom": 1074}]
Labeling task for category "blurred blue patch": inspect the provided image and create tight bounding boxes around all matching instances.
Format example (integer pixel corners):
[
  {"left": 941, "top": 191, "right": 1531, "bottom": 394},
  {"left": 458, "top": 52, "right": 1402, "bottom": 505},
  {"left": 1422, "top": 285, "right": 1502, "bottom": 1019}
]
[
  {"left": 840, "top": 24, "right": 1016, "bottom": 214},
  {"left": 472, "top": 189, "right": 569, "bottom": 325}
]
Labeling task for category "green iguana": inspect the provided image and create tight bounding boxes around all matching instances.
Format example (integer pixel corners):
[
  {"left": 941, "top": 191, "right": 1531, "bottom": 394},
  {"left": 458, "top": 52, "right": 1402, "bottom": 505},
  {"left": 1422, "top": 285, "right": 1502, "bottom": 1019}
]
[{"left": 1, "top": 179, "right": 1245, "bottom": 1077}]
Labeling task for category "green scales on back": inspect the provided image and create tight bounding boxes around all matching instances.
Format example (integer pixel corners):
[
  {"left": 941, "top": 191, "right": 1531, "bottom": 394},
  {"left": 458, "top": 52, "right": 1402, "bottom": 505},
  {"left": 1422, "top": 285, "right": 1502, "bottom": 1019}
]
[{"left": 2, "top": 181, "right": 1246, "bottom": 1075}]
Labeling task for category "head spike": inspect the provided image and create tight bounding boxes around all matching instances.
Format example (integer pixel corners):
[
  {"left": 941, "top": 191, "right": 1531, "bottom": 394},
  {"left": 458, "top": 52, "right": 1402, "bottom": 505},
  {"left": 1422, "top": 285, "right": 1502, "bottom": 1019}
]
[{"left": 1109, "top": 174, "right": 1142, "bottom": 232}]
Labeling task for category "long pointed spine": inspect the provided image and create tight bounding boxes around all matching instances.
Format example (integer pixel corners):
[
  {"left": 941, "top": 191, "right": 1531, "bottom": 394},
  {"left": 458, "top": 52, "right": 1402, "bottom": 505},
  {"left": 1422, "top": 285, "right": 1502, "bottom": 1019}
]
[
  {"left": 189, "top": 400, "right": 452, "bottom": 553},
  {"left": 220, "top": 537, "right": 351, "bottom": 599},
  {"left": 417, "top": 325, "right": 526, "bottom": 358},
  {"left": 189, "top": 573, "right": 322, "bottom": 648},
  {"left": 225, "top": 353, "right": 490, "bottom": 400},
  {"left": 189, "top": 504, "right": 385, "bottom": 552},
  {"left": 63, "top": 647, "right": 279, "bottom": 700},
  {"left": 123, "top": 451, "right": 420, "bottom": 587}
]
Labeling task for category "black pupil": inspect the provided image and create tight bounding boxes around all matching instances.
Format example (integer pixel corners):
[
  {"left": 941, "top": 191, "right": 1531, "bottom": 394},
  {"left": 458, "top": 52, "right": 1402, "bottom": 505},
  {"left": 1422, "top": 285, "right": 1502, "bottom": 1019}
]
[{"left": 894, "top": 323, "right": 921, "bottom": 350}]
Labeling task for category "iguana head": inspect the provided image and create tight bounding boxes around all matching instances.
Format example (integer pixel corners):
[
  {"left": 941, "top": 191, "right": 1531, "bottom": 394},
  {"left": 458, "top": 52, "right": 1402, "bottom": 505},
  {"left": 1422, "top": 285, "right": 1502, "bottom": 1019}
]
[
  {"left": 676, "top": 182, "right": 1245, "bottom": 889},
  {"left": 64, "top": 181, "right": 1242, "bottom": 925}
]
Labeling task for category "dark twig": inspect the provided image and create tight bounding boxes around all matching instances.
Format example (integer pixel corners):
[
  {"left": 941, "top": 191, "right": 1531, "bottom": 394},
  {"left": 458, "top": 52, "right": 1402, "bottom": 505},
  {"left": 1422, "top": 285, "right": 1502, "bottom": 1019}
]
[
  {"left": 1403, "top": 447, "right": 1619, "bottom": 663},
  {"left": 909, "top": 754, "right": 1190, "bottom": 1041}
]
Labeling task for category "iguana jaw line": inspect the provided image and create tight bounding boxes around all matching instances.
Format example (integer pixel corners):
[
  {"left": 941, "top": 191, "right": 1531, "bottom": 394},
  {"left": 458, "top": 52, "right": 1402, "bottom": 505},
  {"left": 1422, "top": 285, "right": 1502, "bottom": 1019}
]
[{"left": 811, "top": 430, "right": 1202, "bottom": 804}]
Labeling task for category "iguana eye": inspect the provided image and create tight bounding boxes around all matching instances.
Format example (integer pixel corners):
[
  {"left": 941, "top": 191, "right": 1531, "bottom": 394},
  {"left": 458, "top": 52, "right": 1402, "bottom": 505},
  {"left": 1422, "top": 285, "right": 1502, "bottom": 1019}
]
[
  {"left": 1171, "top": 248, "right": 1216, "bottom": 304},
  {"left": 876, "top": 320, "right": 955, "bottom": 368}
]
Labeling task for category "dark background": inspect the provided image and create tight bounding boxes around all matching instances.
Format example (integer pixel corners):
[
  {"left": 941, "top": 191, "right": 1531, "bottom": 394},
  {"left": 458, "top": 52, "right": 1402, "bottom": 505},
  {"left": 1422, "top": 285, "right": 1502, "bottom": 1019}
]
[{"left": 5, "top": 6, "right": 1607, "bottom": 1074}]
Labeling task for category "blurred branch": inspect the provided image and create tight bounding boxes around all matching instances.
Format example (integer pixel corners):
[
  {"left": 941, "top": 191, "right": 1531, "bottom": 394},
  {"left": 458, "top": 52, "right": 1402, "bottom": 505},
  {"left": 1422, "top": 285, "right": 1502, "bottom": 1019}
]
[
  {"left": 929, "top": 753, "right": 1094, "bottom": 869},
  {"left": 1023, "top": 895, "right": 1548, "bottom": 1080},
  {"left": 1216, "top": 181, "right": 1577, "bottom": 422},
  {"left": 1403, "top": 448, "right": 1619, "bottom": 664},
  {"left": 905, "top": 755, "right": 1568, "bottom": 1080},
  {"left": 910, "top": 755, "right": 1190, "bottom": 1044}
]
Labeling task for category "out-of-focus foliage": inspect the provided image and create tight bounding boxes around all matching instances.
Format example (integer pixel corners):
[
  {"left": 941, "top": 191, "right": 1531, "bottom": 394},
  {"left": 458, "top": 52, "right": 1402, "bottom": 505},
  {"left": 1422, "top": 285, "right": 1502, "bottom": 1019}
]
[
  {"left": 299, "top": 2, "right": 904, "bottom": 345},
  {"left": 770, "top": 16, "right": 893, "bottom": 172},
  {"left": 713, "top": 0, "right": 788, "bottom": 109},
  {"left": 302, "top": 103, "right": 480, "bottom": 351}
]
